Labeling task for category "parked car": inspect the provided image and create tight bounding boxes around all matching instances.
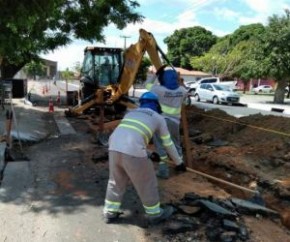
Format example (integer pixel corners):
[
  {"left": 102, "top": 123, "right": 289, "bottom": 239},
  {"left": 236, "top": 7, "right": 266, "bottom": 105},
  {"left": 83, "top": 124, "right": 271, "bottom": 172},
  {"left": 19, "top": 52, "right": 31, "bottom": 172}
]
[
  {"left": 187, "top": 77, "right": 220, "bottom": 95},
  {"left": 184, "top": 80, "right": 198, "bottom": 90},
  {"left": 194, "top": 83, "right": 240, "bottom": 105},
  {"left": 253, "top": 85, "right": 273, "bottom": 94}
]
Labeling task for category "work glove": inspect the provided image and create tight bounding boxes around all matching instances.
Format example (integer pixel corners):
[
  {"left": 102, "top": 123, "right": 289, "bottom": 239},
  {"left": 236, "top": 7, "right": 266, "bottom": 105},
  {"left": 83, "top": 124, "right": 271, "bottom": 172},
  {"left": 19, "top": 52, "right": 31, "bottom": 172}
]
[
  {"left": 175, "top": 163, "right": 187, "bottom": 172},
  {"left": 148, "top": 152, "right": 160, "bottom": 162},
  {"left": 156, "top": 163, "right": 169, "bottom": 179}
]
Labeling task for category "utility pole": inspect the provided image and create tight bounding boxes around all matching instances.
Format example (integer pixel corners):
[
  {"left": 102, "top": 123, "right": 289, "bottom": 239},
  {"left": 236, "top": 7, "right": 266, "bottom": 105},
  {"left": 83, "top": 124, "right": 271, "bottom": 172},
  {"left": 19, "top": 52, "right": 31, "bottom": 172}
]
[{"left": 120, "top": 35, "right": 131, "bottom": 50}]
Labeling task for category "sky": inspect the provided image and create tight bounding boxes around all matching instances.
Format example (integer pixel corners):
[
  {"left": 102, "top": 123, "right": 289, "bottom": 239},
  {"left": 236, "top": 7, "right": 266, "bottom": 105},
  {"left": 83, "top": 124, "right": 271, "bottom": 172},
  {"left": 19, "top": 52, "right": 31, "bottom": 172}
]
[{"left": 41, "top": 0, "right": 290, "bottom": 71}]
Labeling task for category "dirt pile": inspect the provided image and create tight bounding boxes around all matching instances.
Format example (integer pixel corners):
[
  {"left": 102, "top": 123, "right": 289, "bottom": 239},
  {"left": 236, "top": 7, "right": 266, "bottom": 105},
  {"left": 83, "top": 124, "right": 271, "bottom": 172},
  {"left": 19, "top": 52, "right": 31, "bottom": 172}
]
[{"left": 185, "top": 106, "right": 290, "bottom": 227}]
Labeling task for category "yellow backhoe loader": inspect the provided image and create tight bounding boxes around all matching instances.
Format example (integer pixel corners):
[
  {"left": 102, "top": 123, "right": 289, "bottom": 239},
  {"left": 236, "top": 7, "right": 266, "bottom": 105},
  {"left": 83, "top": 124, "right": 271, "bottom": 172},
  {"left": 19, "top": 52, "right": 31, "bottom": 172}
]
[{"left": 64, "top": 28, "right": 171, "bottom": 118}]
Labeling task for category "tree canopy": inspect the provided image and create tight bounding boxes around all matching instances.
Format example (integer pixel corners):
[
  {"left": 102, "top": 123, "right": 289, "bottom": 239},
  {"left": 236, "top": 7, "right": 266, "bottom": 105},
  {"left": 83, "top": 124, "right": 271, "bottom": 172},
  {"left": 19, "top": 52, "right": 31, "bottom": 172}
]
[
  {"left": 263, "top": 9, "right": 290, "bottom": 103},
  {"left": 0, "top": 0, "right": 143, "bottom": 78},
  {"left": 164, "top": 26, "right": 217, "bottom": 69},
  {"left": 190, "top": 10, "right": 290, "bottom": 103}
]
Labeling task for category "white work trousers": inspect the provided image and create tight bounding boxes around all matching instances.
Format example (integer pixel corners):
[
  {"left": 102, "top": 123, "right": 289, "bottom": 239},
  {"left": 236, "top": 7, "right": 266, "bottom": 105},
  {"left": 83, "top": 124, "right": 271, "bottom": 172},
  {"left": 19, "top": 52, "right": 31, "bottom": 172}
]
[{"left": 105, "top": 151, "right": 160, "bottom": 211}]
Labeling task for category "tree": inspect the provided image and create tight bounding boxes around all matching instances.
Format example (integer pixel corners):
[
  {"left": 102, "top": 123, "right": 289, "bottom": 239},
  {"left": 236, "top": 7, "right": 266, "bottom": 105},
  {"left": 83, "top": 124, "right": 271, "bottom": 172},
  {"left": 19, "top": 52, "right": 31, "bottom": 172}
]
[
  {"left": 164, "top": 26, "right": 217, "bottom": 69},
  {"left": 136, "top": 57, "right": 151, "bottom": 84},
  {"left": 191, "top": 23, "right": 267, "bottom": 93},
  {"left": 262, "top": 9, "right": 290, "bottom": 103},
  {"left": 190, "top": 37, "right": 231, "bottom": 76},
  {"left": 24, "top": 60, "right": 46, "bottom": 80},
  {"left": 0, "top": 0, "right": 143, "bottom": 79},
  {"left": 228, "top": 23, "right": 265, "bottom": 48}
]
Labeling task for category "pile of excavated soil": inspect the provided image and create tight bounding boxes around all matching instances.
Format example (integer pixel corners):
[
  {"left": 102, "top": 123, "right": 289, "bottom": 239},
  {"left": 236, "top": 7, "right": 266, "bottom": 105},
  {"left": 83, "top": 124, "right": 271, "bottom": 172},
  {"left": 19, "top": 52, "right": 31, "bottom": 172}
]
[{"left": 185, "top": 105, "right": 290, "bottom": 230}]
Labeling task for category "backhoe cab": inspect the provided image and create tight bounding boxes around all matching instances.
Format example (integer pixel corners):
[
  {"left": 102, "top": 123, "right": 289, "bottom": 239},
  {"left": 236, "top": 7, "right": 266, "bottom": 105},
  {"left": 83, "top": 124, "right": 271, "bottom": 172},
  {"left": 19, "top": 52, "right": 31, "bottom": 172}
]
[
  {"left": 65, "top": 46, "right": 127, "bottom": 117},
  {"left": 81, "top": 47, "right": 123, "bottom": 99}
]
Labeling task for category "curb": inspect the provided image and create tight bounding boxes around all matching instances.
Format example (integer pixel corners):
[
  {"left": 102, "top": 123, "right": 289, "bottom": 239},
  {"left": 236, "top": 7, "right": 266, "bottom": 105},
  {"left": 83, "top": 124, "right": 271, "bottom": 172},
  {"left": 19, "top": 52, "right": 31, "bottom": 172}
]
[{"left": 271, "top": 108, "right": 284, "bottom": 113}]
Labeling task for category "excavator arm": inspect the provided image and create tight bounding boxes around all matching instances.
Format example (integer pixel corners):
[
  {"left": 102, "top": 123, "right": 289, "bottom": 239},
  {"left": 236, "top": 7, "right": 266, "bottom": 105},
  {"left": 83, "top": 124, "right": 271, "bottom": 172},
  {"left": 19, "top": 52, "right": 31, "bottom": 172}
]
[{"left": 106, "top": 28, "right": 165, "bottom": 104}]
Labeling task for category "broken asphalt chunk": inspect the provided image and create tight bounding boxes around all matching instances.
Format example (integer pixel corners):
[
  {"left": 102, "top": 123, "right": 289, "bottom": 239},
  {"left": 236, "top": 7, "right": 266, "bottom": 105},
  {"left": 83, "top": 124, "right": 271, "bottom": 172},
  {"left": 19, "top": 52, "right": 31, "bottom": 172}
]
[
  {"left": 163, "top": 217, "right": 199, "bottom": 234},
  {"left": 177, "top": 205, "right": 201, "bottom": 215},
  {"left": 230, "top": 198, "right": 280, "bottom": 218},
  {"left": 198, "top": 199, "right": 237, "bottom": 218},
  {"left": 222, "top": 219, "right": 240, "bottom": 232},
  {"left": 219, "top": 231, "right": 238, "bottom": 242}
]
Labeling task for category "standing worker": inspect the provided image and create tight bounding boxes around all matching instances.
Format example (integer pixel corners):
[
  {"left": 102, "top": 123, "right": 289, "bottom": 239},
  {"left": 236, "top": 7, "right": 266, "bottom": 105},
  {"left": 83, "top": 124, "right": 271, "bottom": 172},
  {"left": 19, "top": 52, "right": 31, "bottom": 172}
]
[
  {"left": 145, "top": 67, "right": 188, "bottom": 179},
  {"left": 103, "top": 92, "right": 185, "bottom": 225}
]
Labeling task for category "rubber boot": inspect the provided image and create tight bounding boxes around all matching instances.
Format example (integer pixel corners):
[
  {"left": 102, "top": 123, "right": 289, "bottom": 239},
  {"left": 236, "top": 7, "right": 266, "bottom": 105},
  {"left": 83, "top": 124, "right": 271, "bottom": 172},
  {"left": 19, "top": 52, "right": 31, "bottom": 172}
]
[
  {"left": 103, "top": 211, "right": 123, "bottom": 224},
  {"left": 146, "top": 205, "right": 174, "bottom": 225},
  {"left": 156, "top": 162, "right": 169, "bottom": 179}
]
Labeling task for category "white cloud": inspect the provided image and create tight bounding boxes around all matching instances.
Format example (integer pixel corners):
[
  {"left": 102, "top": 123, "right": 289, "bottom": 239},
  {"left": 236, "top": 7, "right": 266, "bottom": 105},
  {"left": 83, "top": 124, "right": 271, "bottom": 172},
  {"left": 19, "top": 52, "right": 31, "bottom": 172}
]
[
  {"left": 41, "top": 43, "right": 86, "bottom": 71},
  {"left": 213, "top": 7, "right": 240, "bottom": 21},
  {"left": 238, "top": 0, "right": 290, "bottom": 26}
]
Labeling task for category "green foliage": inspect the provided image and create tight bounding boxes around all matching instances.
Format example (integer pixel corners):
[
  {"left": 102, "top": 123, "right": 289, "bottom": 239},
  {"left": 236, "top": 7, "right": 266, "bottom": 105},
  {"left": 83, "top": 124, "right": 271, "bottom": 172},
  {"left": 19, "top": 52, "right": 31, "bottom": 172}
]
[
  {"left": 190, "top": 24, "right": 266, "bottom": 80},
  {"left": 263, "top": 9, "right": 290, "bottom": 103},
  {"left": 24, "top": 60, "right": 46, "bottom": 79},
  {"left": 60, "top": 68, "right": 75, "bottom": 81},
  {"left": 0, "top": 0, "right": 143, "bottom": 78},
  {"left": 164, "top": 26, "right": 217, "bottom": 69},
  {"left": 228, "top": 23, "right": 265, "bottom": 48},
  {"left": 263, "top": 9, "right": 290, "bottom": 81},
  {"left": 135, "top": 57, "right": 151, "bottom": 83},
  {"left": 73, "top": 62, "right": 82, "bottom": 73}
]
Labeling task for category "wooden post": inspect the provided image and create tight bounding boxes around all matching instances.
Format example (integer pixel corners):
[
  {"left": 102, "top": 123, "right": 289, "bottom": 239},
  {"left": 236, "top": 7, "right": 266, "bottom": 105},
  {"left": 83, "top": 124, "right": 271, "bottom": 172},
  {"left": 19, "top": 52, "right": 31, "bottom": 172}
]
[
  {"left": 65, "top": 79, "right": 68, "bottom": 105},
  {"left": 181, "top": 105, "right": 193, "bottom": 168}
]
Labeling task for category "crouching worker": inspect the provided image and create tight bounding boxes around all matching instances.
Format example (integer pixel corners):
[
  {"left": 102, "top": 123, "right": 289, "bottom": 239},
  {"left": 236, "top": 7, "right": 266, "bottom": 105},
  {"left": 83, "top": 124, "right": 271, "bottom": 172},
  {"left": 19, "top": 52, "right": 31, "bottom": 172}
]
[{"left": 103, "top": 92, "right": 184, "bottom": 225}]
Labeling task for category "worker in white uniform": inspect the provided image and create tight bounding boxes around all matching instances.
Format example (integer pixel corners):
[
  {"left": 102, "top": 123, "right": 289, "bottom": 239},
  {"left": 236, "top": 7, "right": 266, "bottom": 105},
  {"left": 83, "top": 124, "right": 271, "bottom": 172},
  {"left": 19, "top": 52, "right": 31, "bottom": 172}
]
[
  {"left": 145, "top": 67, "right": 188, "bottom": 179},
  {"left": 103, "top": 92, "right": 185, "bottom": 225}
]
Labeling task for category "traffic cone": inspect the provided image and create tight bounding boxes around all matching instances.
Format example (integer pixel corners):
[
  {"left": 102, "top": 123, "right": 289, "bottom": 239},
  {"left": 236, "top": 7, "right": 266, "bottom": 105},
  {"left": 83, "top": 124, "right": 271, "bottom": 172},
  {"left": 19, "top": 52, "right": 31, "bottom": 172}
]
[{"left": 48, "top": 97, "right": 54, "bottom": 112}]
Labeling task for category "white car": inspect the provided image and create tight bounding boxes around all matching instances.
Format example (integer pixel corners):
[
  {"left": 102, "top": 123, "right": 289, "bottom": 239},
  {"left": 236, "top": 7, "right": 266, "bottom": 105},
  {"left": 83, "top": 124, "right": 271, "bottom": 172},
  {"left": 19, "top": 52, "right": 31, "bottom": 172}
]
[
  {"left": 186, "top": 77, "right": 220, "bottom": 95},
  {"left": 184, "top": 80, "right": 197, "bottom": 90},
  {"left": 194, "top": 83, "right": 240, "bottom": 104},
  {"left": 253, "top": 85, "right": 273, "bottom": 94}
]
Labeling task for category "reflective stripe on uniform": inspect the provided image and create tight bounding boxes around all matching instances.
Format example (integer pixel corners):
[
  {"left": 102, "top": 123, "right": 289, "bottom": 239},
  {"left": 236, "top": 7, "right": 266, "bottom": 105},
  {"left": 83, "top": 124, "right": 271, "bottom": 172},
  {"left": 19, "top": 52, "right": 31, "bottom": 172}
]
[
  {"left": 160, "top": 155, "right": 168, "bottom": 161},
  {"left": 119, "top": 118, "right": 153, "bottom": 144},
  {"left": 145, "top": 83, "right": 153, "bottom": 90},
  {"left": 104, "top": 199, "right": 121, "bottom": 212},
  {"left": 161, "top": 103, "right": 181, "bottom": 116},
  {"left": 160, "top": 134, "right": 173, "bottom": 147},
  {"left": 143, "top": 202, "right": 161, "bottom": 215}
]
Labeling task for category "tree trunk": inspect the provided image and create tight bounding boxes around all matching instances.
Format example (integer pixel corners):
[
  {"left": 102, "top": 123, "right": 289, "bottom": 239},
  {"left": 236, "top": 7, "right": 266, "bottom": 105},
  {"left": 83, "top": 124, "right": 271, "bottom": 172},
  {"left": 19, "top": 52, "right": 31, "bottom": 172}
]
[
  {"left": 274, "top": 80, "right": 287, "bottom": 104},
  {"left": 0, "top": 58, "right": 25, "bottom": 79}
]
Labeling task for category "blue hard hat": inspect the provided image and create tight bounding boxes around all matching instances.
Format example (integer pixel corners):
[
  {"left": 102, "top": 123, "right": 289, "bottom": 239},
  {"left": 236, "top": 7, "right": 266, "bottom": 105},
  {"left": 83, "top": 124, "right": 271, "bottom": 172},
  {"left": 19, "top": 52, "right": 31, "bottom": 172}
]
[
  {"left": 139, "top": 92, "right": 162, "bottom": 114},
  {"left": 140, "top": 91, "right": 159, "bottom": 102},
  {"left": 158, "top": 69, "right": 179, "bottom": 90}
]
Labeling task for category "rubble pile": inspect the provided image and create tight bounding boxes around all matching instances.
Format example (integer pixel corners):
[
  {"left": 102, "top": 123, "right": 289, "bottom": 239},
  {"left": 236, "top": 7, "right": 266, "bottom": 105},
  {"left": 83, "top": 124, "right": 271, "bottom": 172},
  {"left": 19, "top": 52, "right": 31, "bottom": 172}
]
[{"left": 162, "top": 192, "right": 280, "bottom": 242}]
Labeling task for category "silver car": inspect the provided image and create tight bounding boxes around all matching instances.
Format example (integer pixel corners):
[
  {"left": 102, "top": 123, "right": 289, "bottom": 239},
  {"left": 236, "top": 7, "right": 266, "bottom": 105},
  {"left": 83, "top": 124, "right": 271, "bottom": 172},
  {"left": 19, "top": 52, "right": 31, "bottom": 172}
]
[{"left": 194, "top": 83, "right": 240, "bottom": 104}]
